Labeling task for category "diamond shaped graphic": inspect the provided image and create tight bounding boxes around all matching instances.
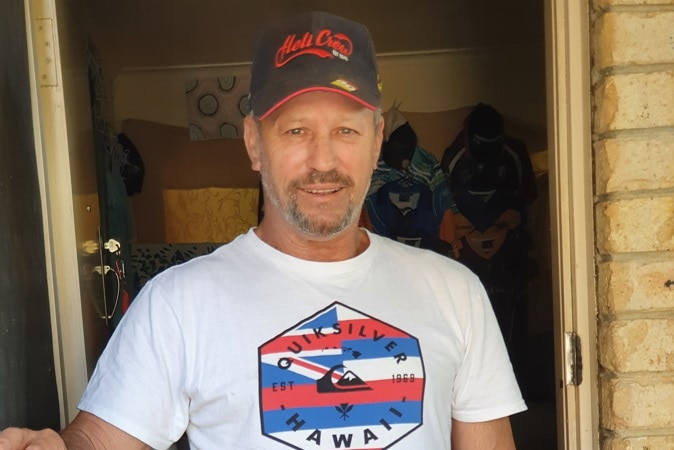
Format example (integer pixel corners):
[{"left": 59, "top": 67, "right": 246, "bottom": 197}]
[{"left": 258, "top": 302, "right": 425, "bottom": 449}]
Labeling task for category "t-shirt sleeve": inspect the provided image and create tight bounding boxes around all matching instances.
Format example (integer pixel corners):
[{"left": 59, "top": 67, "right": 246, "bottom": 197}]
[
  {"left": 78, "top": 278, "right": 188, "bottom": 449},
  {"left": 451, "top": 275, "right": 528, "bottom": 422}
]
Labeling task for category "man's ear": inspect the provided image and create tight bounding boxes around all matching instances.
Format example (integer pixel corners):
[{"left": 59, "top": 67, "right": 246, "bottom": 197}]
[{"left": 243, "top": 115, "right": 261, "bottom": 172}]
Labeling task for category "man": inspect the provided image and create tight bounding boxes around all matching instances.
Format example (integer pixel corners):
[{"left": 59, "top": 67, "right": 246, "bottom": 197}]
[{"left": 0, "top": 11, "right": 525, "bottom": 449}]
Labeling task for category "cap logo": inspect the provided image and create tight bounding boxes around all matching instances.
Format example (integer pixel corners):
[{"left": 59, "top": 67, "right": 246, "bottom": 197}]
[
  {"left": 331, "top": 79, "right": 358, "bottom": 92},
  {"left": 275, "top": 29, "right": 353, "bottom": 68}
]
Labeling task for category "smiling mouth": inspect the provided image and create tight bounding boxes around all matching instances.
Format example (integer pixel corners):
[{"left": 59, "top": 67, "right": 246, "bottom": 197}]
[
  {"left": 292, "top": 170, "right": 354, "bottom": 196},
  {"left": 304, "top": 187, "right": 341, "bottom": 195}
]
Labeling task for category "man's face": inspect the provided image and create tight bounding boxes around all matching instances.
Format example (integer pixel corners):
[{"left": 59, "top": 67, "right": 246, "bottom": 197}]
[{"left": 245, "top": 91, "right": 383, "bottom": 239}]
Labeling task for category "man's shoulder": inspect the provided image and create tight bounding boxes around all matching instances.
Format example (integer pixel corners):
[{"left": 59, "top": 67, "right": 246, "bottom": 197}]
[
  {"left": 148, "top": 231, "right": 256, "bottom": 281},
  {"left": 370, "top": 233, "right": 474, "bottom": 274}
]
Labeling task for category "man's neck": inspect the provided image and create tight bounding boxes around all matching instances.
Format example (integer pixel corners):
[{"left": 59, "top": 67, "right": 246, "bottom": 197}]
[{"left": 254, "top": 219, "right": 369, "bottom": 262}]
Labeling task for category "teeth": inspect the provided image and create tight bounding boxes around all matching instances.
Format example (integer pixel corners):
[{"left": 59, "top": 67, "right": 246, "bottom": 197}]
[{"left": 306, "top": 188, "right": 339, "bottom": 194}]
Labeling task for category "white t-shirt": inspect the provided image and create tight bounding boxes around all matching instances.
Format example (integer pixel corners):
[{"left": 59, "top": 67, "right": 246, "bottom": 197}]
[{"left": 79, "top": 229, "right": 526, "bottom": 449}]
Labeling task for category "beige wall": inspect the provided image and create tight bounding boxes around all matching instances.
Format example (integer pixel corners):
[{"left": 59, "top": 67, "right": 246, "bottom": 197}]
[
  {"left": 86, "top": 0, "right": 547, "bottom": 130},
  {"left": 111, "top": 47, "right": 547, "bottom": 130},
  {"left": 86, "top": 0, "right": 544, "bottom": 77},
  {"left": 592, "top": 1, "right": 674, "bottom": 448}
]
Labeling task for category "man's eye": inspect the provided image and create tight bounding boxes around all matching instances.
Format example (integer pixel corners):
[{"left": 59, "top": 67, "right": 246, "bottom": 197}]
[
  {"left": 288, "top": 128, "right": 303, "bottom": 135},
  {"left": 339, "top": 128, "right": 355, "bottom": 135}
]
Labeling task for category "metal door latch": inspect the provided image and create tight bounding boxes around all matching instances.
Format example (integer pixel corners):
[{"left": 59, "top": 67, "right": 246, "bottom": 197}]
[
  {"left": 564, "top": 331, "right": 583, "bottom": 386},
  {"left": 104, "top": 239, "right": 121, "bottom": 254}
]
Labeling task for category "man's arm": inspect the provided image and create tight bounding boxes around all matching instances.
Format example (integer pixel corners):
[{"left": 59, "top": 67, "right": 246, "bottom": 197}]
[
  {"left": 451, "top": 417, "right": 516, "bottom": 450},
  {"left": 0, "top": 412, "right": 150, "bottom": 450}
]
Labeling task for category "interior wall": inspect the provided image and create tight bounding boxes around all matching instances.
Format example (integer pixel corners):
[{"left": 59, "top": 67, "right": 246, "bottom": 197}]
[
  {"left": 111, "top": 46, "right": 547, "bottom": 131},
  {"left": 122, "top": 119, "right": 259, "bottom": 242},
  {"left": 86, "top": 0, "right": 544, "bottom": 76},
  {"left": 86, "top": 0, "right": 547, "bottom": 130},
  {"left": 0, "top": 0, "right": 60, "bottom": 430}
]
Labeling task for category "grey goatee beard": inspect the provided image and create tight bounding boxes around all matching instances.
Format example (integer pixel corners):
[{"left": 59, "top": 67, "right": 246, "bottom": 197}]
[{"left": 261, "top": 169, "right": 366, "bottom": 239}]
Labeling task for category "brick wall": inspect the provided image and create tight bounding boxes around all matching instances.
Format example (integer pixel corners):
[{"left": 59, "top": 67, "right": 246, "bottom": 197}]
[{"left": 592, "top": 0, "right": 674, "bottom": 447}]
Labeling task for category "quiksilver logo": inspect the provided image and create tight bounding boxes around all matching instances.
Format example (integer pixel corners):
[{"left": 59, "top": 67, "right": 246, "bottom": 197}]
[
  {"left": 275, "top": 30, "right": 353, "bottom": 68},
  {"left": 259, "top": 302, "right": 425, "bottom": 449}
]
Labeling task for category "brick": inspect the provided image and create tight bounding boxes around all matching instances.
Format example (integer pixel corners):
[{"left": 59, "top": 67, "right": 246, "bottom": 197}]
[
  {"left": 594, "top": 12, "right": 674, "bottom": 69},
  {"left": 597, "top": 259, "right": 674, "bottom": 314},
  {"left": 595, "top": 71, "right": 674, "bottom": 132},
  {"left": 596, "top": 197, "right": 674, "bottom": 253},
  {"left": 602, "top": 377, "right": 674, "bottom": 430},
  {"left": 595, "top": 136, "right": 674, "bottom": 194},
  {"left": 604, "top": 435, "right": 674, "bottom": 450},
  {"left": 599, "top": 319, "right": 674, "bottom": 372}
]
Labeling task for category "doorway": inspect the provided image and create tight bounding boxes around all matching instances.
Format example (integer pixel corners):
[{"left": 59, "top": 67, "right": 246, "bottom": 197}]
[
  {"left": 86, "top": 1, "right": 558, "bottom": 448},
  {"left": 41, "top": 0, "right": 595, "bottom": 447}
]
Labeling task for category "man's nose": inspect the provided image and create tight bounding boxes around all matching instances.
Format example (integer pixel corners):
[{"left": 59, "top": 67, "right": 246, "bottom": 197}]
[{"left": 306, "top": 134, "right": 337, "bottom": 172}]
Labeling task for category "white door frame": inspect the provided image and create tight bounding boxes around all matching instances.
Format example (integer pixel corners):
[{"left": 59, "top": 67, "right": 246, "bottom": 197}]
[
  {"left": 24, "top": 0, "right": 90, "bottom": 426},
  {"left": 546, "top": 0, "right": 599, "bottom": 448}
]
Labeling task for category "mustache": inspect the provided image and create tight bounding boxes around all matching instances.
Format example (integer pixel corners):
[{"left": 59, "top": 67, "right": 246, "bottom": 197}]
[{"left": 290, "top": 170, "right": 355, "bottom": 188}]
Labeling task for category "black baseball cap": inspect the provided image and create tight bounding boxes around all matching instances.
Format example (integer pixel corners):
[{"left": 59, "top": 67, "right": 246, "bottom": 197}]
[{"left": 249, "top": 11, "right": 382, "bottom": 120}]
